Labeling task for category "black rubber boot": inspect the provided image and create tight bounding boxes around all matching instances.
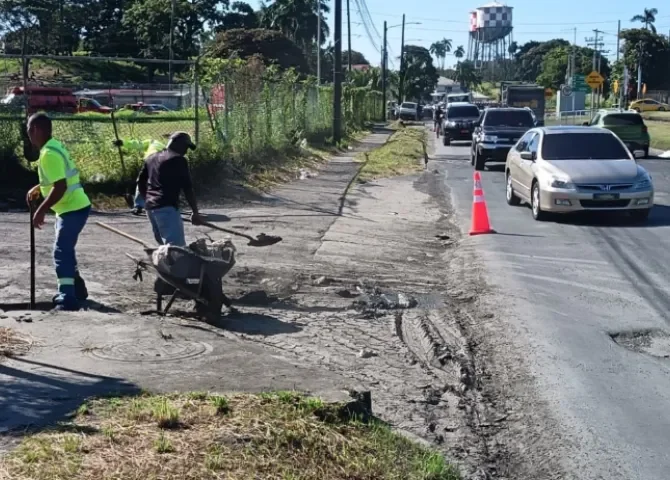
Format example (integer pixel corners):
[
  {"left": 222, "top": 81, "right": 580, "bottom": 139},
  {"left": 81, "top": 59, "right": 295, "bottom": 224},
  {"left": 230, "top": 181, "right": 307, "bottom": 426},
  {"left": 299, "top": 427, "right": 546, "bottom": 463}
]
[{"left": 75, "top": 273, "right": 89, "bottom": 301}]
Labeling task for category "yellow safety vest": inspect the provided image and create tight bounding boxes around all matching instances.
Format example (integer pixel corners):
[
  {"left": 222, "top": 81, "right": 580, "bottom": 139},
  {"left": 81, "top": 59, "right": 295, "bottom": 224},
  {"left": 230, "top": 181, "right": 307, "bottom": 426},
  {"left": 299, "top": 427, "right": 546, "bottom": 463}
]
[{"left": 38, "top": 139, "right": 90, "bottom": 215}]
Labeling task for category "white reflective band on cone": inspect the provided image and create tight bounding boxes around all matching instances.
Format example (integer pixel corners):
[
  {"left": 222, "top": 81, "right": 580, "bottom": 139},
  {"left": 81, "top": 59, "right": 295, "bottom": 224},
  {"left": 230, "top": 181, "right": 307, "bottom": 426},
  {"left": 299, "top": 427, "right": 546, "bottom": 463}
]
[{"left": 474, "top": 195, "right": 485, "bottom": 203}]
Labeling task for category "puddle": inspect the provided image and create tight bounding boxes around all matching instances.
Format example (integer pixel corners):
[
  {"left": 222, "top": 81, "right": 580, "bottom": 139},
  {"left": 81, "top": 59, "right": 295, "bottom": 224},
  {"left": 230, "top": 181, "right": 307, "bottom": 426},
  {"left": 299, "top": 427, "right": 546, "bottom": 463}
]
[{"left": 610, "top": 329, "right": 670, "bottom": 359}]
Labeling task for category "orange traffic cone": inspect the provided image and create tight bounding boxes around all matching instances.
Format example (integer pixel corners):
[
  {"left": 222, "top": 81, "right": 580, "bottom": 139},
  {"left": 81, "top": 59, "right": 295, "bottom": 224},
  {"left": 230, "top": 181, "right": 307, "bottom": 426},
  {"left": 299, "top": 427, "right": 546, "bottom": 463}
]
[{"left": 469, "top": 171, "right": 496, "bottom": 235}]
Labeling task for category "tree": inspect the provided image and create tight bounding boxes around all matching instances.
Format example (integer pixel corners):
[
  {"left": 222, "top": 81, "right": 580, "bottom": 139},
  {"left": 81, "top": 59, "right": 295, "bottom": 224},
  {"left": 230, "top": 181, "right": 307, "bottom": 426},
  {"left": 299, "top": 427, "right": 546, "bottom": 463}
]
[
  {"left": 123, "top": 0, "right": 226, "bottom": 60},
  {"left": 83, "top": 0, "right": 141, "bottom": 57},
  {"left": 514, "top": 39, "right": 570, "bottom": 82},
  {"left": 400, "top": 45, "right": 438, "bottom": 102},
  {"left": 260, "top": 0, "right": 329, "bottom": 52},
  {"left": 429, "top": 38, "right": 452, "bottom": 70},
  {"left": 619, "top": 28, "right": 670, "bottom": 90},
  {"left": 454, "top": 45, "right": 465, "bottom": 60},
  {"left": 631, "top": 8, "right": 658, "bottom": 33},
  {"left": 454, "top": 60, "right": 481, "bottom": 91},
  {"left": 209, "top": 28, "right": 309, "bottom": 73},
  {"left": 508, "top": 41, "right": 518, "bottom": 56},
  {"left": 537, "top": 44, "right": 612, "bottom": 95},
  {"left": 344, "top": 50, "right": 369, "bottom": 66},
  {"left": 218, "top": 1, "right": 259, "bottom": 30}
]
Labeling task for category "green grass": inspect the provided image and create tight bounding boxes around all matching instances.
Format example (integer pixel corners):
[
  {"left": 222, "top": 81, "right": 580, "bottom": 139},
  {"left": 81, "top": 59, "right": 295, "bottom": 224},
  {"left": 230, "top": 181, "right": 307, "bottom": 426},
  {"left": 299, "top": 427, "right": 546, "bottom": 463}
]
[
  {"left": 0, "top": 391, "right": 460, "bottom": 480},
  {"left": 356, "top": 126, "right": 427, "bottom": 181},
  {"left": 648, "top": 121, "right": 670, "bottom": 151}
]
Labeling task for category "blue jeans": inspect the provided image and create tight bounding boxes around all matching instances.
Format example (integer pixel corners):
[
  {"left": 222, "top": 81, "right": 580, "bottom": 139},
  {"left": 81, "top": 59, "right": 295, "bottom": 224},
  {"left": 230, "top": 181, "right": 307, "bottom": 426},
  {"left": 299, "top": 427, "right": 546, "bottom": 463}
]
[
  {"left": 53, "top": 206, "right": 91, "bottom": 310},
  {"left": 147, "top": 206, "right": 186, "bottom": 246},
  {"left": 134, "top": 186, "right": 145, "bottom": 209}
]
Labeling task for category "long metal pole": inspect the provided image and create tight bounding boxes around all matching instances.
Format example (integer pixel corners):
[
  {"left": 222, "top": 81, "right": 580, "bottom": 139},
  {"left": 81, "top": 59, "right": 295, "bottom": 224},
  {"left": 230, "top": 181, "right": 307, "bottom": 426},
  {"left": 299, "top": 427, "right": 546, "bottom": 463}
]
[
  {"left": 347, "top": 0, "right": 352, "bottom": 73},
  {"left": 169, "top": 0, "right": 176, "bottom": 89},
  {"left": 591, "top": 29, "right": 598, "bottom": 115},
  {"left": 317, "top": 0, "right": 321, "bottom": 84},
  {"left": 398, "top": 14, "right": 406, "bottom": 104},
  {"left": 571, "top": 27, "right": 576, "bottom": 113},
  {"left": 636, "top": 42, "right": 643, "bottom": 99},
  {"left": 382, "top": 21, "right": 387, "bottom": 120},
  {"left": 333, "top": 0, "right": 342, "bottom": 142}
]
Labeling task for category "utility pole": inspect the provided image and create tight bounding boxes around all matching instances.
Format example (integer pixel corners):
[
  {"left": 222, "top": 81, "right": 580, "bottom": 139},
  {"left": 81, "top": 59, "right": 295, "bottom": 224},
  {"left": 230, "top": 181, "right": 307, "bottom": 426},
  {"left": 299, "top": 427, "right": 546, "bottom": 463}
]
[
  {"left": 382, "top": 21, "right": 387, "bottom": 121},
  {"left": 169, "top": 0, "right": 176, "bottom": 89},
  {"left": 317, "top": 0, "right": 321, "bottom": 85},
  {"left": 571, "top": 27, "right": 576, "bottom": 113},
  {"left": 397, "top": 14, "right": 406, "bottom": 105},
  {"left": 333, "top": 0, "right": 343, "bottom": 143},
  {"left": 586, "top": 29, "right": 603, "bottom": 114},
  {"left": 346, "top": 0, "right": 352, "bottom": 73},
  {"left": 636, "top": 42, "right": 643, "bottom": 99}
]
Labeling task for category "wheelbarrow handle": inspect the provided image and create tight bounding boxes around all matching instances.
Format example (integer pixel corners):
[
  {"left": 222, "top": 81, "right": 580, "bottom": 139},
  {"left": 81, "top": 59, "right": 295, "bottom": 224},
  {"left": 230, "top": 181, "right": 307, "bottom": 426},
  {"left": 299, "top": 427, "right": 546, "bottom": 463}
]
[{"left": 95, "top": 221, "right": 149, "bottom": 247}]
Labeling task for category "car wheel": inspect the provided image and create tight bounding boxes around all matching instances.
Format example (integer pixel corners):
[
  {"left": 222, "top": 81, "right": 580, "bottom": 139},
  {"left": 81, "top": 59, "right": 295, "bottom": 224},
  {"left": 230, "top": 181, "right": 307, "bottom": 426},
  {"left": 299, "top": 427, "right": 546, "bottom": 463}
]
[
  {"left": 659, "top": 107, "right": 666, "bottom": 112},
  {"left": 531, "top": 181, "right": 548, "bottom": 221},
  {"left": 630, "top": 208, "right": 651, "bottom": 223},
  {"left": 474, "top": 149, "right": 485, "bottom": 171},
  {"left": 443, "top": 135, "right": 451, "bottom": 146},
  {"left": 506, "top": 172, "right": 521, "bottom": 206},
  {"left": 643, "top": 146, "right": 649, "bottom": 158},
  {"left": 633, "top": 107, "right": 641, "bottom": 112}
]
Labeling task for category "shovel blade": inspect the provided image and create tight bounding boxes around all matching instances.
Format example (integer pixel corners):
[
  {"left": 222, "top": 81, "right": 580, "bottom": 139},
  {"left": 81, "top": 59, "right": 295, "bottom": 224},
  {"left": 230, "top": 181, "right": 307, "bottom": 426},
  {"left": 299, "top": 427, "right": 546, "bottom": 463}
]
[{"left": 248, "top": 234, "right": 282, "bottom": 247}]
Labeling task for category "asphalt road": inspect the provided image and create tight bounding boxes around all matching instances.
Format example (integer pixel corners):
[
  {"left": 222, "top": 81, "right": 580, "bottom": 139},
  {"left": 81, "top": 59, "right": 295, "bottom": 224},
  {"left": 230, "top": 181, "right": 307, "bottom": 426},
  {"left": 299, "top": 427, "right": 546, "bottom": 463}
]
[{"left": 435, "top": 137, "right": 670, "bottom": 479}]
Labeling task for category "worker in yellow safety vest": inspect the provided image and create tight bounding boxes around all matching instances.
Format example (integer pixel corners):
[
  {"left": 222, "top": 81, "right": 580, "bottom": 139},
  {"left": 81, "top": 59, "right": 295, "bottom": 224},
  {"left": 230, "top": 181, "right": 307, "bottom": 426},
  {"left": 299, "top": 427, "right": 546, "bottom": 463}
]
[
  {"left": 114, "top": 138, "right": 166, "bottom": 215},
  {"left": 26, "top": 113, "right": 91, "bottom": 311}
]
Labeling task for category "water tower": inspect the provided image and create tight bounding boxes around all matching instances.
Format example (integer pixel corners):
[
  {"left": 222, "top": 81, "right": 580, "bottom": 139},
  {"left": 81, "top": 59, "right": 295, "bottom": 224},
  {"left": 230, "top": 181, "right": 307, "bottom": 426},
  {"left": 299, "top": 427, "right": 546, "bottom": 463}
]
[{"left": 467, "top": 2, "right": 513, "bottom": 71}]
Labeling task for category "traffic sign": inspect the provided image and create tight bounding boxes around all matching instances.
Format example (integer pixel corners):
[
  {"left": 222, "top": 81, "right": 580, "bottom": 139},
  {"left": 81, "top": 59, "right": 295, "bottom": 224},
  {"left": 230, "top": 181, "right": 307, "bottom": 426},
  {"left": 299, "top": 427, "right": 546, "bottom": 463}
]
[
  {"left": 585, "top": 70, "right": 604, "bottom": 89},
  {"left": 561, "top": 84, "right": 573, "bottom": 97},
  {"left": 570, "top": 74, "right": 590, "bottom": 93},
  {"left": 544, "top": 88, "right": 553, "bottom": 98}
]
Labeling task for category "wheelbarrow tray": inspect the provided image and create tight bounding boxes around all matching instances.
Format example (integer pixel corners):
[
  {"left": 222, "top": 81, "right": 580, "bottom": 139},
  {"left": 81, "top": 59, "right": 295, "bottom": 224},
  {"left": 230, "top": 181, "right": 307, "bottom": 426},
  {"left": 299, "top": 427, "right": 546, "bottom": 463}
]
[{"left": 127, "top": 245, "right": 235, "bottom": 318}]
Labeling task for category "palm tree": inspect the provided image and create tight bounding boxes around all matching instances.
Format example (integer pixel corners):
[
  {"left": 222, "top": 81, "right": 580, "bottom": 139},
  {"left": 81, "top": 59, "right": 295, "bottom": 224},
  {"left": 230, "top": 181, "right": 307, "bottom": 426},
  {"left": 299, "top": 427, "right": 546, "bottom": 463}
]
[
  {"left": 631, "top": 8, "right": 658, "bottom": 33},
  {"left": 429, "top": 38, "right": 452, "bottom": 70},
  {"left": 454, "top": 45, "right": 465, "bottom": 60}
]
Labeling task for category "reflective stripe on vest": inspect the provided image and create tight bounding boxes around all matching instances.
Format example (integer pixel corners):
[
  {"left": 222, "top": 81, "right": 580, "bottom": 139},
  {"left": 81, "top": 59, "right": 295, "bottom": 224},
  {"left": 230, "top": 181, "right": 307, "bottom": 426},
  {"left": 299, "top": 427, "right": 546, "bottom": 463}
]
[{"left": 39, "top": 146, "right": 83, "bottom": 194}]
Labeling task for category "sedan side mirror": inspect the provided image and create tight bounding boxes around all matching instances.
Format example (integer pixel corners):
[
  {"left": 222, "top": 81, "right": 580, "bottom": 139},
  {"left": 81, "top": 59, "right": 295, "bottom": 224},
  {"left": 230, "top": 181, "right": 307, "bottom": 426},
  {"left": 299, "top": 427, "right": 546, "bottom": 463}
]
[
  {"left": 520, "top": 151, "right": 534, "bottom": 161},
  {"left": 582, "top": 121, "right": 590, "bottom": 126}
]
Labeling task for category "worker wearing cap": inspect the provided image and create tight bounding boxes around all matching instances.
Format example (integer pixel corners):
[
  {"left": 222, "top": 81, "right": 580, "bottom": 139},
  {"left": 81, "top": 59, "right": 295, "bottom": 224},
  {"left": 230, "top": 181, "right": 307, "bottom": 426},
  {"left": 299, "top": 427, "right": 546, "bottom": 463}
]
[
  {"left": 136, "top": 132, "right": 203, "bottom": 246},
  {"left": 114, "top": 137, "right": 166, "bottom": 215},
  {"left": 26, "top": 113, "right": 91, "bottom": 311}
]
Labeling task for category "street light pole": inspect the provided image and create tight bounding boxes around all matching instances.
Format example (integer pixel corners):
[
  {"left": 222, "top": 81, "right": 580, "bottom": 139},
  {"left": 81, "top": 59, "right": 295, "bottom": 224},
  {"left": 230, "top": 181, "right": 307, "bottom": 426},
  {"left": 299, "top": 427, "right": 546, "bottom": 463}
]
[
  {"left": 397, "top": 14, "right": 406, "bottom": 105},
  {"left": 317, "top": 0, "right": 321, "bottom": 85},
  {"left": 347, "top": 0, "right": 352, "bottom": 73},
  {"left": 382, "top": 21, "right": 387, "bottom": 120},
  {"left": 333, "top": 0, "right": 343, "bottom": 142}
]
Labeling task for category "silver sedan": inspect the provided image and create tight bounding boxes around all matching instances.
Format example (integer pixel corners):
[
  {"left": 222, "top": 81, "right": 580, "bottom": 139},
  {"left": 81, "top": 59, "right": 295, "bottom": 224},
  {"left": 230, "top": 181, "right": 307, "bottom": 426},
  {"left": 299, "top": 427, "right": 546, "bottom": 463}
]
[{"left": 505, "top": 126, "right": 654, "bottom": 222}]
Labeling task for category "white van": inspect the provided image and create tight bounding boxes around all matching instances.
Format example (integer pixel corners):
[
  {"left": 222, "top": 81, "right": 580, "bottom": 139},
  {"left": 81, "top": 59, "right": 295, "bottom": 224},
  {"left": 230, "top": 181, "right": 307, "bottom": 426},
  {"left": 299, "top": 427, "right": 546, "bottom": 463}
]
[{"left": 446, "top": 92, "right": 473, "bottom": 104}]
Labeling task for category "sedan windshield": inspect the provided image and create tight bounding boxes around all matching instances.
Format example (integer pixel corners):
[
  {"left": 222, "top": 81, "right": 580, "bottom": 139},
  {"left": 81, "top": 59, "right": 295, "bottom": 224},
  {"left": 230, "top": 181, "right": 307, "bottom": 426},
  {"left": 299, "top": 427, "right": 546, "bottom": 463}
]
[
  {"left": 541, "top": 132, "right": 631, "bottom": 160},
  {"left": 401, "top": 102, "right": 417, "bottom": 109},
  {"left": 484, "top": 110, "right": 534, "bottom": 127}
]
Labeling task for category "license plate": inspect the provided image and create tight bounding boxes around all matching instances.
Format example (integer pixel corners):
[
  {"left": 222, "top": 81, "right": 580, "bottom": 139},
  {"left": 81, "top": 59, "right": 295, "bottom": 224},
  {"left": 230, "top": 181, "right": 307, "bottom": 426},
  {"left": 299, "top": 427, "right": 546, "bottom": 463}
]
[
  {"left": 593, "top": 193, "right": 620, "bottom": 200},
  {"left": 461, "top": 130, "right": 469, "bottom": 133}
]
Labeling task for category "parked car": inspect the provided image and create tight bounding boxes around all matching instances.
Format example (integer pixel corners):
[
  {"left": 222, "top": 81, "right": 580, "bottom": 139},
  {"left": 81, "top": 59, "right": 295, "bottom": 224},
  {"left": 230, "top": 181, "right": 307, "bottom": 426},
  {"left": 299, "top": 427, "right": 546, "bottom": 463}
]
[
  {"left": 585, "top": 110, "right": 650, "bottom": 158},
  {"left": 398, "top": 102, "right": 418, "bottom": 121},
  {"left": 629, "top": 98, "right": 669, "bottom": 113},
  {"left": 442, "top": 102, "right": 480, "bottom": 146},
  {"left": 471, "top": 107, "right": 535, "bottom": 170},
  {"left": 119, "top": 102, "right": 172, "bottom": 114},
  {"left": 76, "top": 97, "right": 112, "bottom": 114},
  {"left": 505, "top": 126, "right": 653, "bottom": 222},
  {"left": 1, "top": 86, "right": 77, "bottom": 114}
]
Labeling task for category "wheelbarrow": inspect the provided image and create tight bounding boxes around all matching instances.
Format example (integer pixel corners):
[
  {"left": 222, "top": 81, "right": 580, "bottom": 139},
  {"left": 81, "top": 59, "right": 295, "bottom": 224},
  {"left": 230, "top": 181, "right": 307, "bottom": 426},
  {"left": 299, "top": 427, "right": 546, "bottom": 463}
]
[
  {"left": 127, "top": 243, "right": 237, "bottom": 322},
  {"left": 96, "top": 222, "right": 237, "bottom": 322}
]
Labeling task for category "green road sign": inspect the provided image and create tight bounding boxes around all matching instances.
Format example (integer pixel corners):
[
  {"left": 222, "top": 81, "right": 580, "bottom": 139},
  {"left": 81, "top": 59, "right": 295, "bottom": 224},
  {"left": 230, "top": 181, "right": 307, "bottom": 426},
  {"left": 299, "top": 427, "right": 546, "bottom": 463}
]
[{"left": 570, "top": 74, "right": 590, "bottom": 93}]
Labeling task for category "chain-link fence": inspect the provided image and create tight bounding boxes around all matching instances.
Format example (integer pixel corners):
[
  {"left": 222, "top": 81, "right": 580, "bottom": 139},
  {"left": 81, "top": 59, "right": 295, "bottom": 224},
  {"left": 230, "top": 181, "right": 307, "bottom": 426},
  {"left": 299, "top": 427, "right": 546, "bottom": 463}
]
[{"left": 0, "top": 54, "right": 382, "bottom": 195}]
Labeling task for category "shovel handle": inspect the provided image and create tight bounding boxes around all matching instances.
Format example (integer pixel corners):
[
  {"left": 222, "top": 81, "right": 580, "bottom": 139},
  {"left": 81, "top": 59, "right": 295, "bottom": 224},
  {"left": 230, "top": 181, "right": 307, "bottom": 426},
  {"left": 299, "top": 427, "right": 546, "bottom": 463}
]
[
  {"left": 29, "top": 201, "right": 36, "bottom": 310},
  {"left": 182, "top": 214, "right": 255, "bottom": 241},
  {"left": 95, "top": 221, "right": 149, "bottom": 247}
]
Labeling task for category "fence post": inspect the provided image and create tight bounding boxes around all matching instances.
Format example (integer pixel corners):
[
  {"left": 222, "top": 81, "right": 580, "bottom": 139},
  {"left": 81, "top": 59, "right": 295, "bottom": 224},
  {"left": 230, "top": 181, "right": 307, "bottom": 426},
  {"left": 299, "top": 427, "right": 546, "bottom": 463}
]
[{"left": 194, "top": 56, "right": 201, "bottom": 144}]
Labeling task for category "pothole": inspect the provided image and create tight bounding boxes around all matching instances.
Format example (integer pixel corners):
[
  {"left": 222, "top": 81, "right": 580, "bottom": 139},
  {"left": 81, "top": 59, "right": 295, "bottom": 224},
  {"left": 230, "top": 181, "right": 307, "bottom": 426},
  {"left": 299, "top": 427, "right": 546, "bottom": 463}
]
[
  {"left": 89, "top": 339, "right": 213, "bottom": 363},
  {"left": 610, "top": 329, "right": 670, "bottom": 359}
]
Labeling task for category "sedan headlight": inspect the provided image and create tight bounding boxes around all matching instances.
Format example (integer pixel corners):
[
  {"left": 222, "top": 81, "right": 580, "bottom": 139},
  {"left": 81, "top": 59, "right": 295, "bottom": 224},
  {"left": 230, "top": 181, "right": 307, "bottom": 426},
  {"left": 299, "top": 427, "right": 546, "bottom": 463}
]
[
  {"left": 633, "top": 172, "right": 653, "bottom": 190},
  {"left": 482, "top": 135, "right": 497, "bottom": 142},
  {"left": 548, "top": 177, "right": 576, "bottom": 190}
]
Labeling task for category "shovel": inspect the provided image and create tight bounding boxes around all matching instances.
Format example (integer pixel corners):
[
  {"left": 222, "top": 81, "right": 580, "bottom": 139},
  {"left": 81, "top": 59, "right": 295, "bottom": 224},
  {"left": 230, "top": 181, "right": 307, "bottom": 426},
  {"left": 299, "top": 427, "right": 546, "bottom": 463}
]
[{"left": 185, "top": 215, "right": 282, "bottom": 247}]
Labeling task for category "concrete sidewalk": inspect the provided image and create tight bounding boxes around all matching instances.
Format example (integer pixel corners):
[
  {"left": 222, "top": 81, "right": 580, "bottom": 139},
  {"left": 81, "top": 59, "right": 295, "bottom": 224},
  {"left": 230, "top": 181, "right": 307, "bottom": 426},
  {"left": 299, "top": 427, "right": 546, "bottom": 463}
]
[{"left": 0, "top": 131, "right": 390, "bottom": 443}]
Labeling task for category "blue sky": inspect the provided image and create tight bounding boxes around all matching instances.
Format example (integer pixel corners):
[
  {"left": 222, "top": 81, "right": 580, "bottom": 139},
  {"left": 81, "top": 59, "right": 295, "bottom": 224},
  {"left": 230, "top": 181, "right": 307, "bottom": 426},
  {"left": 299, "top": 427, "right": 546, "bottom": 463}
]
[{"left": 325, "top": 1, "right": 670, "bottom": 69}]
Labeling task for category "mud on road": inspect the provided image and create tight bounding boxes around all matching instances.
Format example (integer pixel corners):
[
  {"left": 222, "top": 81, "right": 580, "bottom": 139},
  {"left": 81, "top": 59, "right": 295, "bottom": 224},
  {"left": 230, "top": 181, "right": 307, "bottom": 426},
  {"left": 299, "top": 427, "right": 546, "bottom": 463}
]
[{"left": 0, "top": 130, "right": 548, "bottom": 479}]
